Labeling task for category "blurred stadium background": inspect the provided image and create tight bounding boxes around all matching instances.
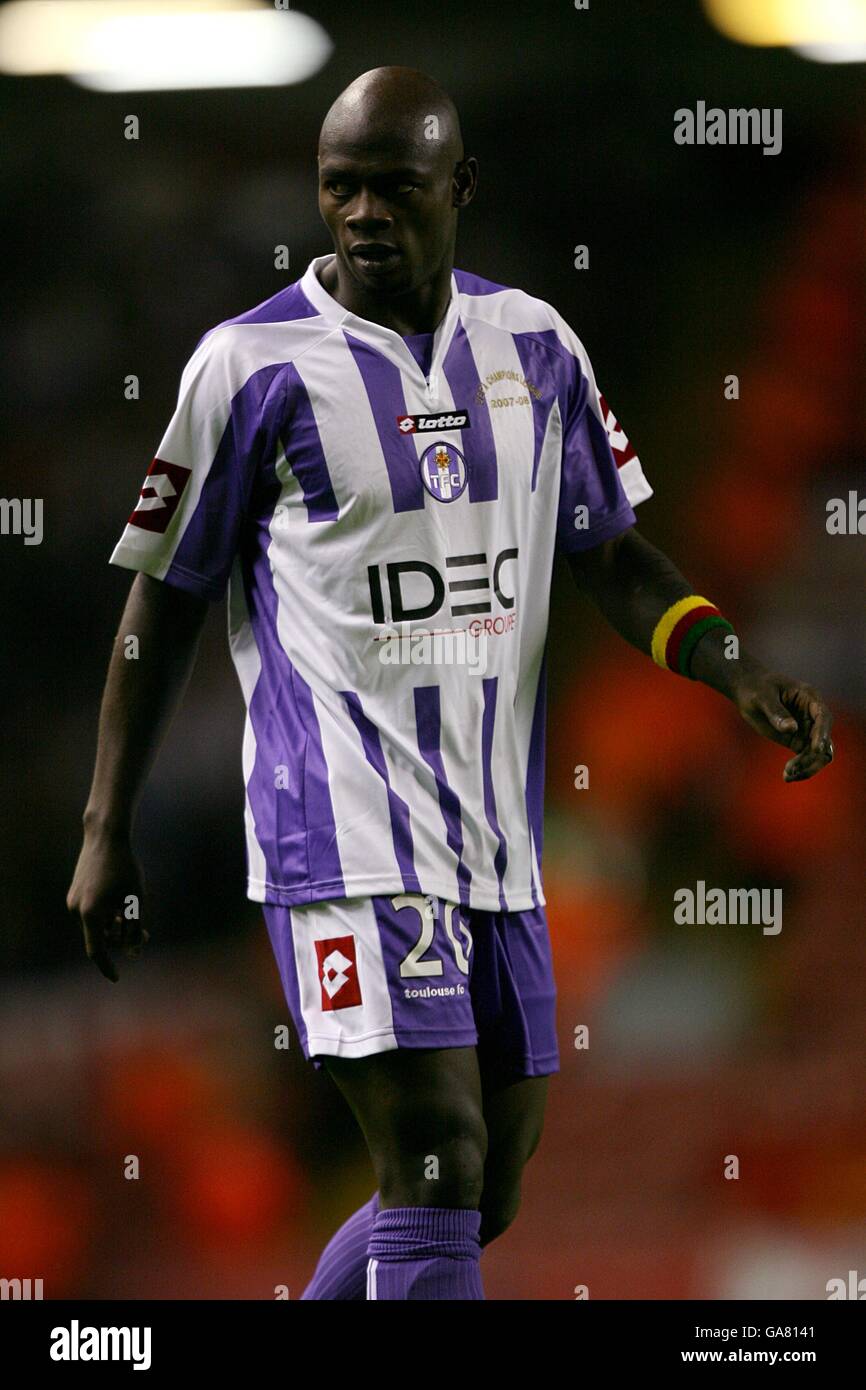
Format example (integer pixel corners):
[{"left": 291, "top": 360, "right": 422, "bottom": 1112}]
[{"left": 0, "top": 0, "right": 864, "bottom": 1299}]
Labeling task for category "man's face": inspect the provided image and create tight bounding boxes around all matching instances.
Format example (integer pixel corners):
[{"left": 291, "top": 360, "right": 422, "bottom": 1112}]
[{"left": 318, "top": 138, "right": 457, "bottom": 296}]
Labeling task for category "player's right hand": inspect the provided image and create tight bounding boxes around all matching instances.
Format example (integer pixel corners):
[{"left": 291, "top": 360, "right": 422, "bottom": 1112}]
[{"left": 66, "top": 832, "right": 148, "bottom": 982}]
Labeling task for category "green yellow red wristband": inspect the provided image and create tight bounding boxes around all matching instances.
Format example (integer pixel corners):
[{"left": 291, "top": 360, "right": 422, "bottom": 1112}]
[{"left": 651, "top": 595, "right": 735, "bottom": 678}]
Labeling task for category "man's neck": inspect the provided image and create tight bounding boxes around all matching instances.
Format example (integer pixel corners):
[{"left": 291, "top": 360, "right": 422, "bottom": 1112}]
[{"left": 317, "top": 255, "right": 452, "bottom": 336}]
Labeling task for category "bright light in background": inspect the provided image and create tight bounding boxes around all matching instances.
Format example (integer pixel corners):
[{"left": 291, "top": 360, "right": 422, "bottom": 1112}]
[
  {"left": 0, "top": 0, "right": 332, "bottom": 90},
  {"left": 793, "top": 42, "right": 866, "bottom": 62},
  {"left": 703, "top": 0, "right": 866, "bottom": 61}
]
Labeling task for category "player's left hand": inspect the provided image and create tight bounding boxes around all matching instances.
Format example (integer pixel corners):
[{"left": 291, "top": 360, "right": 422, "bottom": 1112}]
[{"left": 731, "top": 670, "right": 834, "bottom": 781}]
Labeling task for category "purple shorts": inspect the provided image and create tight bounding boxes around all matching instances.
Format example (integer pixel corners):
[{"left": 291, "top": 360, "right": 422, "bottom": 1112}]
[{"left": 262, "top": 893, "right": 559, "bottom": 1080}]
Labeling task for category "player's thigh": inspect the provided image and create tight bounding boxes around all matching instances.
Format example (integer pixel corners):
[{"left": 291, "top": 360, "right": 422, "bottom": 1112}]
[{"left": 324, "top": 1045, "right": 488, "bottom": 1204}]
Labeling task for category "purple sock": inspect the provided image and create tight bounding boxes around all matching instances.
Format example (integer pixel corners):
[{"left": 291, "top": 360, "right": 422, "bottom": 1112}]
[
  {"left": 301, "top": 1191, "right": 379, "bottom": 1300},
  {"left": 366, "top": 1206, "right": 484, "bottom": 1300}
]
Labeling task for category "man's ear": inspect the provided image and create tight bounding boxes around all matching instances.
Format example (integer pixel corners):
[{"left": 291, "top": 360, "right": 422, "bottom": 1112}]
[{"left": 453, "top": 157, "right": 478, "bottom": 208}]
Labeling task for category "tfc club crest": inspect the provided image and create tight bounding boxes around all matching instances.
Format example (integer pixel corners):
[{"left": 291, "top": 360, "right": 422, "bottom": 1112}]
[
  {"left": 419, "top": 440, "right": 467, "bottom": 503},
  {"left": 314, "top": 935, "right": 362, "bottom": 1011}
]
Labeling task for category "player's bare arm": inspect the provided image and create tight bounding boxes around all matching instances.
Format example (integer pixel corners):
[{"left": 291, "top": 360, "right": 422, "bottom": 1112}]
[
  {"left": 66, "top": 573, "right": 208, "bottom": 981},
  {"left": 568, "top": 527, "right": 834, "bottom": 783}
]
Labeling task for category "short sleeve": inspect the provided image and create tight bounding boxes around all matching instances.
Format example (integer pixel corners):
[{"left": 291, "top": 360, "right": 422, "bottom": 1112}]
[
  {"left": 109, "top": 336, "right": 262, "bottom": 601},
  {"left": 551, "top": 310, "right": 653, "bottom": 555}
]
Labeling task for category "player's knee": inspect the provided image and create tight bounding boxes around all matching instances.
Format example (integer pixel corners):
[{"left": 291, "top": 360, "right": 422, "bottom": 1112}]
[
  {"left": 477, "top": 1110, "right": 546, "bottom": 1245},
  {"left": 378, "top": 1094, "right": 488, "bottom": 1208},
  {"left": 524, "top": 1111, "right": 545, "bottom": 1162}
]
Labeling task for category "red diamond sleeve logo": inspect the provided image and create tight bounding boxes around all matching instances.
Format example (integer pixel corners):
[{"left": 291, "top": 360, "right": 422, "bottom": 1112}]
[
  {"left": 129, "top": 458, "right": 192, "bottom": 533},
  {"left": 598, "top": 393, "right": 637, "bottom": 468}
]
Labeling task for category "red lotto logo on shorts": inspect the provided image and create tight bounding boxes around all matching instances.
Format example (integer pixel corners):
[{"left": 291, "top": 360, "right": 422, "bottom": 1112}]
[
  {"left": 315, "top": 935, "right": 362, "bottom": 1011},
  {"left": 129, "top": 458, "right": 192, "bottom": 533}
]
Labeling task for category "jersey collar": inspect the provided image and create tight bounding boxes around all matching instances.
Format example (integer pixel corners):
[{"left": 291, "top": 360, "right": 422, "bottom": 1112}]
[{"left": 300, "top": 253, "right": 461, "bottom": 388}]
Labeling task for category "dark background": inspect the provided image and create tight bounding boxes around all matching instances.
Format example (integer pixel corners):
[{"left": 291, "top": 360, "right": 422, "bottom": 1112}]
[{"left": 1, "top": 0, "right": 864, "bottom": 1298}]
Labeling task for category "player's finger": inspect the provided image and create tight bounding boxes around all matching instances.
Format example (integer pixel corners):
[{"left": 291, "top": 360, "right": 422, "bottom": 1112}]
[
  {"left": 777, "top": 682, "right": 827, "bottom": 751},
  {"left": 120, "top": 916, "right": 146, "bottom": 948},
  {"left": 124, "top": 926, "right": 150, "bottom": 960},
  {"left": 807, "top": 697, "right": 833, "bottom": 754},
  {"left": 784, "top": 749, "right": 825, "bottom": 781},
  {"left": 781, "top": 683, "right": 820, "bottom": 731},
  {"left": 784, "top": 700, "right": 834, "bottom": 781},
  {"left": 82, "top": 918, "right": 119, "bottom": 982},
  {"left": 754, "top": 695, "right": 799, "bottom": 745}
]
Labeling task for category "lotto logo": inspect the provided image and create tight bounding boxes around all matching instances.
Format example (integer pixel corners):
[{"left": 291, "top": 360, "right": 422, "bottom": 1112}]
[
  {"left": 315, "top": 935, "right": 362, "bottom": 1011},
  {"left": 396, "top": 411, "right": 470, "bottom": 434},
  {"left": 598, "top": 393, "right": 636, "bottom": 468},
  {"left": 129, "top": 458, "right": 192, "bottom": 533}
]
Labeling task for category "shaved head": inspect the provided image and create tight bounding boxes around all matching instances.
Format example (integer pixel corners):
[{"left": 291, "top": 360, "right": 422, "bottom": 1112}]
[
  {"left": 319, "top": 66, "right": 465, "bottom": 170},
  {"left": 315, "top": 66, "right": 476, "bottom": 328}
]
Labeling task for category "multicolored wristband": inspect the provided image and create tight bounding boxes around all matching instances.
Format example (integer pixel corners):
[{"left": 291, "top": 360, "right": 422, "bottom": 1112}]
[{"left": 651, "top": 595, "right": 735, "bottom": 679}]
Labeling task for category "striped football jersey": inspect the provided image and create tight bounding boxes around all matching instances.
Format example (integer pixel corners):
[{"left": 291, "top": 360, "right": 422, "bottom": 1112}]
[{"left": 110, "top": 254, "right": 652, "bottom": 910}]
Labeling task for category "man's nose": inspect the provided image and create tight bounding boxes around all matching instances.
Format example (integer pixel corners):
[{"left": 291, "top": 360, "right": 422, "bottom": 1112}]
[{"left": 345, "top": 187, "right": 392, "bottom": 227}]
